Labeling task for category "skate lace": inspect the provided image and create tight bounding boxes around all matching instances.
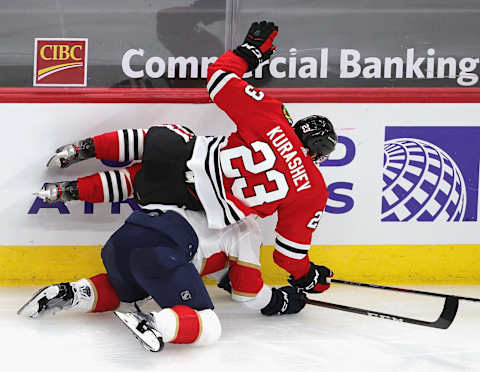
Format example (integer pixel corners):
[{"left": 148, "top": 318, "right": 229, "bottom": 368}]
[{"left": 72, "top": 283, "right": 91, "bottom": 307}]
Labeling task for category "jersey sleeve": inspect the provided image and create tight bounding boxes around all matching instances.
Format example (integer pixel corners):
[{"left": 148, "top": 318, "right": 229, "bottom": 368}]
[
  {"left": 206, "top": 50, "right": 282, "bottom": 137},
  {"left": 273, "top": 195, "right": 326, "bottom": 278}
]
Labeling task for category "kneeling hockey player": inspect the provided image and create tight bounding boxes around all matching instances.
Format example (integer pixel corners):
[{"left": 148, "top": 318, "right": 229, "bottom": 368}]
[{"left": 18, "top": 207, "right": 310, "bottom": 352}]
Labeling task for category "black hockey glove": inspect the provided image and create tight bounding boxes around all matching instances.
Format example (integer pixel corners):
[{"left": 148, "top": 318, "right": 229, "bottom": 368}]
[
  {"left": 288, "top": 263, "right": 333, "bottom": 293},
  {"left": 233, "top": 20, "right": 278, "bottom": 71},
  {"left": 261, "top": 286, "right": 307, "bottom": 316}
]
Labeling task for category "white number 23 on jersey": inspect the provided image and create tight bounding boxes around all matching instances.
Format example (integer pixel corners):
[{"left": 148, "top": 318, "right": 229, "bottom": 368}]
[{"left": 220, "top": 141, "right": 288, "bottom": 207}]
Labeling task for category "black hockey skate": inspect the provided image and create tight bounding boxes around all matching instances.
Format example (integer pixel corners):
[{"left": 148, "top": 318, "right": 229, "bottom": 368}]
[
  {"left": 114, "top": 311, "right": 164, "bottom": 352},
  {"left": 17, "top": 283, "right": 74, "bottom": 319}
]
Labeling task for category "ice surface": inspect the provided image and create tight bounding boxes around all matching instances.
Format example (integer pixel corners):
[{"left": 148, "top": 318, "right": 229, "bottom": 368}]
[{"left": 1, "top": 285, "right": 479, "bottom": 372}]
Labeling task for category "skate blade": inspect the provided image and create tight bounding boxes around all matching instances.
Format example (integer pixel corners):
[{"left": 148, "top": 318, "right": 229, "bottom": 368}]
[
  {"left": 17, "top": 286, "right": 50, "bottom": 318},
  {"left": 114, "top": 312, "right": 163, "bottom": 352}
]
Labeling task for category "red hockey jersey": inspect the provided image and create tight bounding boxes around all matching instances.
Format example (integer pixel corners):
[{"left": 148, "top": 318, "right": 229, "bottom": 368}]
[{"left": 187, "top": 51, "right": 329, "bottom": 278}]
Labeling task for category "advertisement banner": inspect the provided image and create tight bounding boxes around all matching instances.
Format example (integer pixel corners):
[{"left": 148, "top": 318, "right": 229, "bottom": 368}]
[
  {"left": 2, "top": 1, "right": 480, "bottom": 88},
  {"left": 1, "top": 101, "right": 479, "bottom": 247}
]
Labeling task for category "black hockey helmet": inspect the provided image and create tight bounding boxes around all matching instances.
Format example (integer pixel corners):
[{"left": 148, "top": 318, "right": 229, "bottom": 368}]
[{"left": 293, "top": 115, "right": 337, "bottom": 164}]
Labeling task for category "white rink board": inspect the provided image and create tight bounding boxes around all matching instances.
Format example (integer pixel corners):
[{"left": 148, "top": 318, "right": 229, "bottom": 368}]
[{"left": 1, "top": 102, "right": 480, "bottom": 246}]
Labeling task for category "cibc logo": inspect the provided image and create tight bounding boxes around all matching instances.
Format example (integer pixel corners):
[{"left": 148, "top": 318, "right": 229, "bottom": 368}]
[
  {"left": 382, "top": 126, "right": 480, "bottom": 221},
  {"left": 33, "top": 38, "right": 88, "bottom": 86}
]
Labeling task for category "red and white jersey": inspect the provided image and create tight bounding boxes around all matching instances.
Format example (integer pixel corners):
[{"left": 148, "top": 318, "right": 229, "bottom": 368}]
[
  {"left": 142, "top": 205, "right": 272, "bottom": 310},
  {"left": 188, "top": 51, "right": 329, "bottom": 277}
]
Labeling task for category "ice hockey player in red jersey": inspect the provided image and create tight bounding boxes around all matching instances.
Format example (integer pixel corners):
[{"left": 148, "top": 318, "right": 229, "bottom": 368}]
[{"left": 37, "top": 21, "right": 337, "bottom": 296}]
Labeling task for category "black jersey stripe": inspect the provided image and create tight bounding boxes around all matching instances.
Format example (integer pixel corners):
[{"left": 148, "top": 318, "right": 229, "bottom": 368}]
[
  {"left": 275, "top": 238, "right": 309, "bottom": 254},
  {"left": 122, "top": 129, "right": 129, "bottom": 161},
  {"left": 205, "top": 138, "right": 230, "bottom": 226},
  {"left": 207, "top": 71, "right": 229, "bottom": 96},
  {"left": 114, "top": 171, "right": 123, "bottom": 201},
  {"left": 212, "top": 140, "right": 240, "bottom": 224},
  {"left": 183, "top": 126, "right": 195, "bottom": 136},
  {"left": 133, "top": 130, "right": 139, "bottom": 160},
  {"left": 104, "top": 171, "right": 114, "bottom": 202}
]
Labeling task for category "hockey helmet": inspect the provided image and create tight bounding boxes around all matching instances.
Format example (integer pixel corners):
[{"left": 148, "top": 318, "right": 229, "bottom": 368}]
[{"left": 293, "top": 115, "right": 337, "bottom": 164}]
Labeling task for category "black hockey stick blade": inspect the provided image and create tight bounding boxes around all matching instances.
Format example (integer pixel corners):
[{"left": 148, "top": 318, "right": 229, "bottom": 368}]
[
  {"left": 330, "top": 279, "right": 480, "bottom": 302},
  {"left": 307, "top": 295, "right": 459, "bottom": 329}
]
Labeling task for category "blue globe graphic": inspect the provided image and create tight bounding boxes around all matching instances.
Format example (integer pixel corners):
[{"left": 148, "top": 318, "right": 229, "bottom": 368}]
[{"left": 382, "top": 138, "right": 466, "bottom": 221}]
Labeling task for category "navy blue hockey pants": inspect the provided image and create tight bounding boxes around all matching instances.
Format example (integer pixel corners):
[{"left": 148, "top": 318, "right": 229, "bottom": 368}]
[{"left": 100, "top": 209, "right": 214, "bottom": 310}]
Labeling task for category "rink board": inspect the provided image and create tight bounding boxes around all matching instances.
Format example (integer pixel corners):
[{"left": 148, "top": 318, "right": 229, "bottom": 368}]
[
  {"left": 1, "top": 88, "right": 479, "bottom": 284},
  {"left": 1, "top": 244, "right": 479, "bottom": 286}
]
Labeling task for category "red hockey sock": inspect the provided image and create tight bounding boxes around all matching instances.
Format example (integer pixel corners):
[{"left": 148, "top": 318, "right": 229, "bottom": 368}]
[
  {"left": 170, "top": 305, "right": 201, "bottom": 344},
  {"left": 89, "top": 273, "right": 120, "bottom": 312},
  {"left": 77, "top": 174, "right": 105, "bottom": 202},
  {"left": 93, "top": 132, "right": 120, "bottom": 160}
]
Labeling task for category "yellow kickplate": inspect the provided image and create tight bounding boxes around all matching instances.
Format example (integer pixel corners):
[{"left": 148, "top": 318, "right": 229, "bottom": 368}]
[{"left": 1, "top": 244, "right": 479, "bottom": 286}]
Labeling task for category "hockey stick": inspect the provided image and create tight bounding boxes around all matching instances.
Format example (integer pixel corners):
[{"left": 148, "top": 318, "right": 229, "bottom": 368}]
[
  {"left": 330, "top": 279, "right": 480, "bottom": 302},
  {"left": 306, "top": 295, "right": 458, "bottom": 329}
]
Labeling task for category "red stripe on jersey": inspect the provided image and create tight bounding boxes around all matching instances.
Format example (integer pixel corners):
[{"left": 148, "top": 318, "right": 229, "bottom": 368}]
[
  {"left": 200, "top": 252, "right": 227, "bottom": 276},
  {"left": 225, "top": 189, "right": 256, "bottom": 217},
  {"left": 93, "top": 132, "right": 120, "bottom": 160},
  {"left": 273, "top": 250, "right": 310, "bottom": 280},
  {"left": 229, "top": 263, "right": 263, "bottom": 295},
  {"left": 89, "top": 273, "right": 120, "bottom": 312},
  {"left": 77, "top": 173, "right": 105, "bottom": 202},
  {"left": 167, "top": 124, "right": 193, "bottom": 140},
  {"left": 171, "top": 305, "right": 200, "bottom": 344}
]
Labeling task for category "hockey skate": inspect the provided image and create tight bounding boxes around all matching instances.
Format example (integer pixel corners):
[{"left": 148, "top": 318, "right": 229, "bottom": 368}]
[
  {"left": 114, "top": 311, "right": 164, "bottom": 352},
  {"left": 18, "top": 280, "right": 94, "bottom": 318},
  {"left": 34, "top": 181, "right": 79, "bottom": 203},
  {"left": 18, "top": 283, "right": 75, "bottom": 318},
  {"left": 46, "top": 138, "right": 96, "bottom": 168}
]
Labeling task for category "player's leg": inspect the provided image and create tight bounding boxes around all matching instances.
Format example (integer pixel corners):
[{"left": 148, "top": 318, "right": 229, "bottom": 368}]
[
  {"left": 17, "top": 212, "right": 158, "bottom": 319},
  {"left": 17, "top": 273, "right": 121, "bottom": 318},
  {"left": 46, "top": 129, "right": 148, "bottom": 168},
  {"left": 125, "top": 259, "right": 221, "bottom": 347},
  {"left": 101, "top": 208, "right": 203, "bottom": 308},
  {"left": 223, "top": 216, "right": 273, "bottom": 310},
  {"left": 46, "top": 125, "right": 194, "bottom": 168},
  {"left": 121, "top": 209, "right": 220, "bottom": 346},
  {"left": 35, "top": 163, "right": 142, "bottom": 203},
  {"left": 217, "top": 216, "right": 308, "bottom": 317},
  {"left": 129, "top": 260, "right": 220, "bottom": 346}
]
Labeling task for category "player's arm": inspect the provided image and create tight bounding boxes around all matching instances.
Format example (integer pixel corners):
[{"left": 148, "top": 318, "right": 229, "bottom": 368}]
[
  {"left": 274, "top": 198, "right": 334, "bottom": 293},
  {"left": 206, "top": 21, "right": 280, "bottom": 131}
]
